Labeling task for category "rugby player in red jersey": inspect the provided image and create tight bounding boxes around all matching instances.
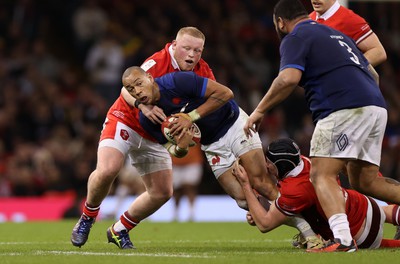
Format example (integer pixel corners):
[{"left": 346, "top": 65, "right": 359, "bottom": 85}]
[
  {"left": 233, "top": 138, "right": 400, "bottom": 252},
  {"left": 71, "top": 27, "right": 217, "bottom": 249}
]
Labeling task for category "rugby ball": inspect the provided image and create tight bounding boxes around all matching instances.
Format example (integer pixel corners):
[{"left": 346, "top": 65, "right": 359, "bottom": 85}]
[{"left": 161, "top": 116, "right": 201, "bottom": 145}]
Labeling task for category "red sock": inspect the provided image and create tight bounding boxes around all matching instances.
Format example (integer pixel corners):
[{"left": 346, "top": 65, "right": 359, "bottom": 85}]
[
  {"left": 120, "top": 211, "right": 140, "bottom": 231},
  {"left": 392, "top": 205, "right": 400, "bottom": 226},
  {"left": 380, "top": 239, "right": 400, "bottom": 248},
  {"left": 82, "top": 202, "right": 100, "bottom": 218}
]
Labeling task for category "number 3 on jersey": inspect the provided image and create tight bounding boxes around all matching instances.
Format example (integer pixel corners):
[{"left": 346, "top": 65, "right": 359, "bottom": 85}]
[{"left": 338, "top": 40, "right": 360, "bottom": 65}]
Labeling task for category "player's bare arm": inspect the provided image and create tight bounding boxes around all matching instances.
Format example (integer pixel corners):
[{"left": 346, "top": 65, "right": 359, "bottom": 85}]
[
  {"left": 233, "top": 162, "right": 287, "bottom": 232},
  {"left": 121, "top": 87, "right": 166, "bottom": 124},
  {"left": 244, "top": 68, "right": 301, "bottom": 138},
  {"left": 357, "top": 33, "right": 387, "bottom": 67},
  {"left": 200, "top": 79, "right": 234, "bottom": 113}
]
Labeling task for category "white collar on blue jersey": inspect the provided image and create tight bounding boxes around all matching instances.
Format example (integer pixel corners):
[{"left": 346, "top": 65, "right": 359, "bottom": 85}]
[
  {"left": 316, "top": 0, "right": 340, "bottom": 21},
  {"left": 168, "top": 44, "right": 180, "bottom": 70}
]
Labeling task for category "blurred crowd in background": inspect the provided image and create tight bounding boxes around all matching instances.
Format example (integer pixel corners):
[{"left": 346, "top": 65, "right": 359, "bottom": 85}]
[{"left": 0, "top": 0, "right": 399, "bottom": 199}]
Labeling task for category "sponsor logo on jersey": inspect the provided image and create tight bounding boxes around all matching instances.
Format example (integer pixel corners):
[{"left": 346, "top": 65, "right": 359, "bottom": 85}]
[
  {"left": 112, "top": 110, "right": 125, "bottom": 119},
  {"left": 361, "top": 25, "right": 370, "bottom": 31},
  {"left": 330, "top": 35, "right": 344, "bottom": 39},
  {"left": 141, "top": 59, "right": 156, "bottom": 71},
  {"left": 336, "top": 133, "right": 349, "bottom": 151}
]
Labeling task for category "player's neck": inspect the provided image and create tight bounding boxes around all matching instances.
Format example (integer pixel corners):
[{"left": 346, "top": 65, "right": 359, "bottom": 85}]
[
  {"left": 289, "top": 16, "right": 310, "bottom": 32},
  {"left": 154, "top": 83, "right": 161, "bottom": 103}
]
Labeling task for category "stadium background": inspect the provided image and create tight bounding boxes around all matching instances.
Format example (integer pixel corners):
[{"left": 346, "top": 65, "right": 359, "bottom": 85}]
[{"left": 0, "top": 0, "right": 399, "bottom": 221}]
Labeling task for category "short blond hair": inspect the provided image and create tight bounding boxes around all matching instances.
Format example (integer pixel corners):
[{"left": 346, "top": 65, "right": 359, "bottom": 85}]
[{"left": 176, "top": 26, "right": 205, "bottom": 41}]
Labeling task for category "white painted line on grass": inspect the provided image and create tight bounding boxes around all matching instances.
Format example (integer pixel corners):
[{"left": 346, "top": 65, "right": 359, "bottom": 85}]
[{"left": 34, "top": 250, "right": 216, "bottom": 258}]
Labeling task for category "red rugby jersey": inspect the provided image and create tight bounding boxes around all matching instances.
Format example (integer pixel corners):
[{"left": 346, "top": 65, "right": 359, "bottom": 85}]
[
  {"left": 142, "top": 43, "right": 215, "bottom": 80},
  {"left": 275, "top": 156, "right": 368, "bottom": 240},
  {"left": 106, "top": 43, "right": 215, "bottom": 141},
  {"left": 310, "top": 5, "right": 373, "bottom": 44}
]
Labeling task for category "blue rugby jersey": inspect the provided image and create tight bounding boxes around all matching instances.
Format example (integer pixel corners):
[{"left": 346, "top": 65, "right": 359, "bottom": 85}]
[
  {"left": 280, "top": 20, "right": 386, "bottom": 122},
  {"left": 139, "top": 71, "right": 239, "bottom": 145}
]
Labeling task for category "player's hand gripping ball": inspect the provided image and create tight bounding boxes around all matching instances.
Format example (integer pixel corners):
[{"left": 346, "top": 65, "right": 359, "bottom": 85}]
[{"left": 161, "top": 116, "right": 201, "bottom": 145}]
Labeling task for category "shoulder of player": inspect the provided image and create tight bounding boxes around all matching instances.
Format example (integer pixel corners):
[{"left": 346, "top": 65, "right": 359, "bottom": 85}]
[
  {"left": 337, "top": 5, "right": 368, "bottom": 24},
  {"left": 142, "top": 59, "right": 171, "bottom": 75},
  {"left": 196, "top": 58, "right": 211, "bottom": 68},
  {"left": 192, "top": 64, "right": 213, "bottom": 80},
  {"left": 309, "top": 11, "right": 317, "bottom": 20},
  {"left": 277, "top": 178, "right": 311, "bottom": 210},
  {"left": 141, "top": 46, "right": 172, "bottom": 75}
]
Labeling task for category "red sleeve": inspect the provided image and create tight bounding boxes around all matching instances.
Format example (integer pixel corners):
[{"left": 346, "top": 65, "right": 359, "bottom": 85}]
[
  {"left": 141, "top": 44, "right": 175, "bottom": 78},
  {"left": 340, "top": 7, "right": 372, "bottom": 44},
  {"left": 194, "top": 60, "right": 216, "bottom": 81},
  {"left": 275, "top": 175, "right": 316, "bottom": 216},
  {"left": 309, "top": 11, "right": 317, "bottom": 20},
  {"left": 325, "top": 6, "right": 372, "bottom": 44},
  {"left": 141, "top": 43, "right": 215, "bottom": 80}
]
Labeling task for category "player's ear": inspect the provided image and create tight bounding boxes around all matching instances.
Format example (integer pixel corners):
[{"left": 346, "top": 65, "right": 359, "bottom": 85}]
[
  {"left": 277, "top": 17, "right": 285, "bottom": 31},
  {"left": 146, "top": 72, "right": 154, "bottom": 82},
  {"left": 171, "top": 40, "right": 177, "bottom": 50}
]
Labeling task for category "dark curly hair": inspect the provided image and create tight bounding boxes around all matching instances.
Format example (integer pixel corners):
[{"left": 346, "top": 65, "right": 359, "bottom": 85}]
[{"left": 273, "top": 0, "right": 308, "bottom": 21}]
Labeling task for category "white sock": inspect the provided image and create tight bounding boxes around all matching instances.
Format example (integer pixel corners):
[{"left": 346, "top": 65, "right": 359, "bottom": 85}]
[
  {"left": 287, "top": 217, "right": 316, "bottom": 238},
  {"left": 328, "top": 213, "right": 352, "bottom": 246},
  {"left": 112, "top": 220, "right": 127, "bottom": 232}
]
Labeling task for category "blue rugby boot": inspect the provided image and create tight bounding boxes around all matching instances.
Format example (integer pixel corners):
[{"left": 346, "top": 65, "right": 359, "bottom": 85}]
[
  {"left": 107, "top": 225, "right": 135, "bottom": 249},
  {"left": 71, "top": 214, "right": 95, "bottom": 247}
]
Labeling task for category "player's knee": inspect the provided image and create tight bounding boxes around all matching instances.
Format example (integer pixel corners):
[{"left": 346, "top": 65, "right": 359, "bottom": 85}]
[
  {"left": 149, "top": 185, "right": 173, "bottom": 203},
  {"left": 236, "top": 199, "right": 249, "bottom": 211},
  {"left": 153, "top": 193, "right": 172, "bottom": 205},
  {"left": 96, "top": 165, "right": 121, "bottom": 180},
  {"left": 161, "top": 186, "right": 173, "bottom": 200},
  {"left": 309, "top": 169, "right": 319, "bottom": 185},
  {"left": 88, "top": 163, "right": 121, "bottom": 187},
  {"left": 352, "top": 180, "right": 374, "bottom": 196}
]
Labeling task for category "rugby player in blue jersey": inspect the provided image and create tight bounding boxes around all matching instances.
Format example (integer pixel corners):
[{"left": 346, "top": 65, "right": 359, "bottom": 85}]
[
  {"left": 122, "top": 66, "right": 277, "bottom": 209},
  {"left": 122, "top": 66, "right": 324, "bottom": 249},
  {"left": 244, "top": 0, "right": 400, "bottom": 252}
]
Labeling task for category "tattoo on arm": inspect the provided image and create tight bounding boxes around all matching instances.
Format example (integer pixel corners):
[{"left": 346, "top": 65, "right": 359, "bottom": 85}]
[
  {"left": 210, "top": 96, "right": 227, "bottom": 105},
  {"left": 385, "top": 178, "right": 400, "bottom": 186}
]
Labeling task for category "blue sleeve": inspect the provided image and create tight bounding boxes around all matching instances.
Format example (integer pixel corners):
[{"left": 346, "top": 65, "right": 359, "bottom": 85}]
[
  {"left": 280, "top": 35, "right": 307, "bottom": 72},
  {"left": 139, "top": 113, "right": 168, "bottom": 144},
  {"left": 172, "top": 71, "right": 208, "bottom": 98}
]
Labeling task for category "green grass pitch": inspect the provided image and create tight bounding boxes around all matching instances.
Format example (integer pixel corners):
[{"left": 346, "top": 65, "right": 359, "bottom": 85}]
[{"left": 0, "top": 220, "right": 399, "bottom": 264}]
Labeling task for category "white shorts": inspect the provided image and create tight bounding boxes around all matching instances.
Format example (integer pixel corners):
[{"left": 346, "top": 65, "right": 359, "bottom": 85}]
[
  {"left": 310, "top": 106, "right": 387, "bottom": 166},
  {"left": 201, "top": 109, "right": 263, "bottom": 178},
  {"left": 99, "top": 119, "right": 171, "bottom": 176},
  {"left": 173, "top": 164, "right": 203, "bottom": 188}
]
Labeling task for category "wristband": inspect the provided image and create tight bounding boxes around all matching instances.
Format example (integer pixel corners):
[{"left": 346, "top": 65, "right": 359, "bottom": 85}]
[
  {"left": 134, "top": 100, "right": 142, "bottom": 108},
  {"left": 188, "top": 109, "right": 201, "bottom": 122},
  {"left": 176, "top": 145, "right": 188, "bottom": 152},
  {"left": 174, "top": 145, "right": 188, "bottom": 158}
]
